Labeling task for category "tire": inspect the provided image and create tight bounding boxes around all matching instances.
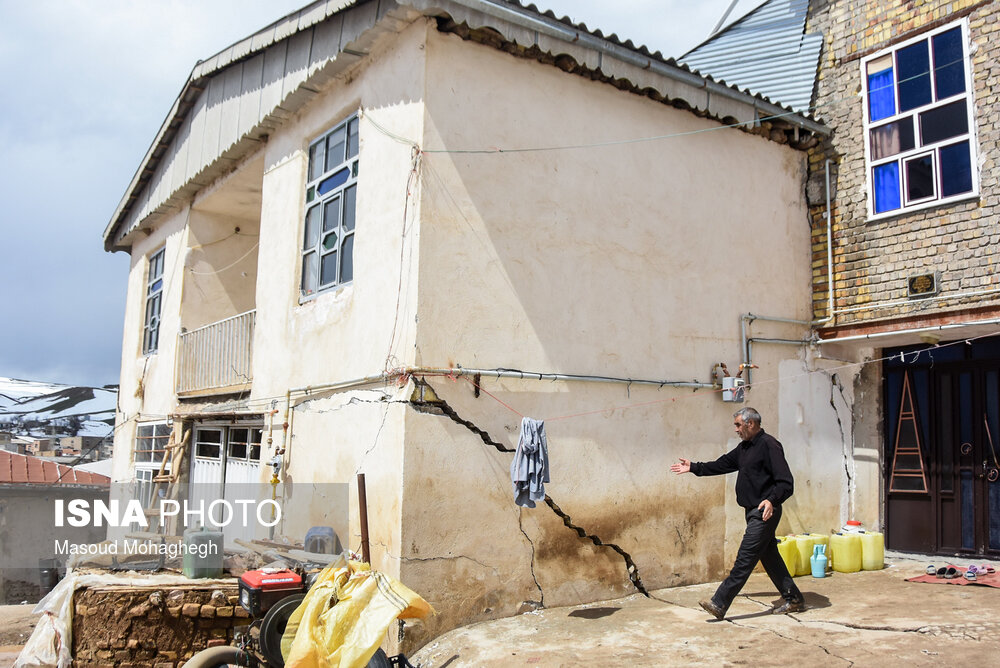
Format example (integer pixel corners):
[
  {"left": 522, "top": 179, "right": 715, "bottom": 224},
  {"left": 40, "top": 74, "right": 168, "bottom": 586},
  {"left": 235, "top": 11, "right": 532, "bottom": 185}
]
[
  {"left": 185, "top": 645, "right": 245, "bottom": 668},
  {"left": 366, "top": 648, "right": 392, "bottom": 668},
  {"left": 260, "top": 593, "right": 307, "bottom": 667}
]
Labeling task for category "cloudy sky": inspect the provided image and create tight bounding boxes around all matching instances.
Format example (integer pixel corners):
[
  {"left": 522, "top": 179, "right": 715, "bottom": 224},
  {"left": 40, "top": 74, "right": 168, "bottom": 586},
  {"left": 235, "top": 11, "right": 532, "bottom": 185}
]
[{"left": 0, "top": 0, "right": 755, "bottom": 388}]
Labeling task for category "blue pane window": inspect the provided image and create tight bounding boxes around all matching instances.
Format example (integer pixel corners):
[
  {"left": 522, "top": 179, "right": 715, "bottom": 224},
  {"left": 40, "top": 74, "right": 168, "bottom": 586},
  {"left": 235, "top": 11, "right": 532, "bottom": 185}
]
[
  {"left": 897, "top": 40, "right": 932, "bottom": 112},
  {"left": 939, "top": 141, "right": 973, "bottom": 197},
  {"left": 873, "top": 162, "right": 901, "bottom": 214},
  {"left": 932, "top": 27, "right": 965, "bottom": 100},
  {"left": 302, "top": 114, "right": 360, "bottom": 297},
  {"left": 867, "top": 62, "right": 896, "bottom": 122},
  {"left": 864, "top": 21, "right": 976, "bottom": 218}
]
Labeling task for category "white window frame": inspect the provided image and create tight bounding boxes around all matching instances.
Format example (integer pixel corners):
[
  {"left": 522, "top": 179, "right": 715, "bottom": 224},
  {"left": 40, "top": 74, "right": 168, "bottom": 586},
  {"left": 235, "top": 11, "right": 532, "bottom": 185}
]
[
  {"left": 142, "top": 247, "right": 165, "bottom": 354},
  {"left": 300, "top": 114, "right": 360, "bottom": 300},
  {"left": 861, "top": 18, "right": 979, "bottom": 221},
  {"left": 133, "top": 421, "right": 171, "bottom": 508}
]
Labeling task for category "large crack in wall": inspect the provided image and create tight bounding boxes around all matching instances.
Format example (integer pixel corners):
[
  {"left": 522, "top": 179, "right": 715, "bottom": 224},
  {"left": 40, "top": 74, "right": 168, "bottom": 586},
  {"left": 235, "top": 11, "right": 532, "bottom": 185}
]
[{"left": 409, "top": 378, "right": 648, "bottom": 599}]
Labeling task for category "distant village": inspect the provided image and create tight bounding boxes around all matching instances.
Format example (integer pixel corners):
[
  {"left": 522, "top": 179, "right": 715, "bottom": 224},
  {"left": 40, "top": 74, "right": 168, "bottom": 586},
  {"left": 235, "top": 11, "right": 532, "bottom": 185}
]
[{"left": 0, "top": 377, "right": 117, "bottom": 475}]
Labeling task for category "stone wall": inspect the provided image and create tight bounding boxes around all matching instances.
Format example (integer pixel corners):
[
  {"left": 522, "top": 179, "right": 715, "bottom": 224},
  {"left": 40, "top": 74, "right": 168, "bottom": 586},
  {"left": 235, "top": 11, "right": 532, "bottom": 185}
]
[
  {"left": 806, "top": 0, "right": 1000, "bottom": 326},
  {"left": 72, "top": 584, "right": 248, "bottom": 667}
]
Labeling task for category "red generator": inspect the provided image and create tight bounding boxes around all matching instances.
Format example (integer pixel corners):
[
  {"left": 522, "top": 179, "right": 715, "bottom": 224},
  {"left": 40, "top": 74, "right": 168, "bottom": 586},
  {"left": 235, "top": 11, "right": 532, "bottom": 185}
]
[{"left": 238, "top": 568, "right": 305, "bottom": 617}]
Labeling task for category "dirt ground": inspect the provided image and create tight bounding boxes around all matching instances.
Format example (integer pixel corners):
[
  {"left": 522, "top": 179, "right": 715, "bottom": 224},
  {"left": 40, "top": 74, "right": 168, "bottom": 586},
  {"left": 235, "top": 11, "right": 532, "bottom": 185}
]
[
  {"left": 409, "top": 554, "right": 1000, "bottom": 667},
  {"left": 3, "top": 555, "right": 998, "bottom": 667},
  {"left": 0, "top": 604, "right": 37, "bottom": 667}
]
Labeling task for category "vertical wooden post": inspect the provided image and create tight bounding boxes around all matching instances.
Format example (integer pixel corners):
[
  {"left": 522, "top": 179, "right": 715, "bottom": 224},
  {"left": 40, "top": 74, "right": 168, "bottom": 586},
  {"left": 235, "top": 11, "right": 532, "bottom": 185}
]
[{"left": 357, "top": 473, "right": 370, "bottom": 564}]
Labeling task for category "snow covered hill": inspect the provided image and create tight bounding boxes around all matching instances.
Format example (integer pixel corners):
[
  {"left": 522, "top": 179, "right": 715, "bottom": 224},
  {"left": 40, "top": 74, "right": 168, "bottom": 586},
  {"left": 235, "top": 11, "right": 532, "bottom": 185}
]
[{"left": 0, "top": 377, "right": 117, "bottom": 431}]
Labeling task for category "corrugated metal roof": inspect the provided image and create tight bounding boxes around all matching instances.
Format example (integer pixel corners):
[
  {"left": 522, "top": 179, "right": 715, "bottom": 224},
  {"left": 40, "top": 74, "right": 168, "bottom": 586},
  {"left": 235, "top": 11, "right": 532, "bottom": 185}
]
[
  {"left": 680, "top": 0, "right": 822, "bottom": 112},
  {"left": 106, "top": 0, "right": 828, "bottom": 250},
  {"left": 0, "top": 450, "right": 111, "bottom": 486}
]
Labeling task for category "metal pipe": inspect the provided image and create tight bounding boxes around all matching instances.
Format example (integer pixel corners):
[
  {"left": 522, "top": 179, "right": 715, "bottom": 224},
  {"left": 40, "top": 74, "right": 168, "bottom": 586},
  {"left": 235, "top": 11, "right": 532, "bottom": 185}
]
[
  {"left": 405, "top": 366, "right": 716, "bottom": 389},
  {"left": 741, "top": 314, "right": 811, "bottom": 384},
  {"left": 814, "top": 317, "right": 1000, "bottom": 345},
  {"left": 814, "top": 159, "right": 836, "bottom": 326},
  {"left": 357, "top": 473, "right": 370, "bottom": 565}
]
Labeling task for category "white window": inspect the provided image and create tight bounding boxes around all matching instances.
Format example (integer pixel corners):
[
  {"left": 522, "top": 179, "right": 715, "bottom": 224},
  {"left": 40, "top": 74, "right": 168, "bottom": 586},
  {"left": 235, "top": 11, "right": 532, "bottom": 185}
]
[
  {"left": 134, "top": 421, "right": 171, "bottom": 508},
  {"left": 862, "top": 20, "right": 977, "bottom": 219},
  {"left": 301, "top": 115, "right": 359, "bottom": 298},
  {"left": 143, "top": 247, "right": 165, "bottom": 354}
]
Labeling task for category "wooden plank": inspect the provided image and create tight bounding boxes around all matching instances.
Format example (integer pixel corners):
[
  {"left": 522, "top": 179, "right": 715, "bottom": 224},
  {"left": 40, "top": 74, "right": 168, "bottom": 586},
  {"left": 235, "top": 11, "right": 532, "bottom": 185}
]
[
  {"left": 220, "top": 65, "right": 245, "bottom": 153},
  {"left": 281, "top": 29, "right": 313, "bottom": 103},
  {"left": 260, "top": 41, "right": 289, "bottom": 125},
  {"left": 308, "top": 14, "right": 343, "bottom": 76},
  {"left": 183, "top": 90, "right": 209, "bottom": 183},
  {"left": 200, "top": 75, "right": 227, "bottom": 170},
  {"left": 237, "top": 54, "right": 265, "bottom": 140}
]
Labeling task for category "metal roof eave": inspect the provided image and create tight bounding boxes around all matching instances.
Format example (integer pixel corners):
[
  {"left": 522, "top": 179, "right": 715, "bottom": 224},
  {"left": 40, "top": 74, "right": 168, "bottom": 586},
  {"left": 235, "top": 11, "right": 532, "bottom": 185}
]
[{"left": 104, "top": 0, "right": 828, "bottom": 251}]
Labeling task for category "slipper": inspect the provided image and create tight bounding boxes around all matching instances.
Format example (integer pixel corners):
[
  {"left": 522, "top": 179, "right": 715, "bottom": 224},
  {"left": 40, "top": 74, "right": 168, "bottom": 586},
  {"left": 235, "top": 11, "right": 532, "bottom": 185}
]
[
  {"left": 983, "top": 565, "right": 996, "bottom": 574},
  {"left": 936, "top": 567, "right": 948, "bottom": 578},
  {"left": 967, "top": 565, "right": 980, "bottom": 575},
  {"left": 926, "top": 564, "right": 937, "bottom": 575},
  {"left": 964, "top": 569, "right": 977, "bottom": 581},
  {"left": 944, "top": 567, "right": 958, "bottom": 579}
]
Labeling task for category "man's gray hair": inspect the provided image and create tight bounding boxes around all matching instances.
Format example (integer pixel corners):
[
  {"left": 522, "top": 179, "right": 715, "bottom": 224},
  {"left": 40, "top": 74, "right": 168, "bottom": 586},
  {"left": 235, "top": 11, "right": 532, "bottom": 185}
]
[{"left": 733, "top": 407, "right": 762, "bottom": 425}]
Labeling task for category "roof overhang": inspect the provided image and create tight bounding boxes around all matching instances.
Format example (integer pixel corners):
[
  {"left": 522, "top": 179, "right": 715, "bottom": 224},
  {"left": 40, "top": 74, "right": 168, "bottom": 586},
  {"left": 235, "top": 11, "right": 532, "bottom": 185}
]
[{"left": 104, "top": 0, "right": 829, "bottom": 252}]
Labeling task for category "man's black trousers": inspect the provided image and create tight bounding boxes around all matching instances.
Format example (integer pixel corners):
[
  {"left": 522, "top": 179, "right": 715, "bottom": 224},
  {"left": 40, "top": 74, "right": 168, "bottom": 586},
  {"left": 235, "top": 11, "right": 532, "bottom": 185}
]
[{"left": 711, "top": 505, "right": 803, "bottom": 613}]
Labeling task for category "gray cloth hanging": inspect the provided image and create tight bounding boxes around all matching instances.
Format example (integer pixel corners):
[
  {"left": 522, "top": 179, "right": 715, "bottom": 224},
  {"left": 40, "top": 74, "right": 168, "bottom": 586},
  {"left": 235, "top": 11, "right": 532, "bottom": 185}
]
[{"left": 510, "top": 417, "right": 550, "bottom": 508}]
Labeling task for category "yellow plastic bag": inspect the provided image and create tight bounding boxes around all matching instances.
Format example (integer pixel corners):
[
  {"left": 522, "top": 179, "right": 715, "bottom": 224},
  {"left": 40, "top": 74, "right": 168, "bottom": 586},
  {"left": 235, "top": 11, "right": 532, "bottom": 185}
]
[{"left": 283, "top": 561, "right": 433, "bottom": 668}]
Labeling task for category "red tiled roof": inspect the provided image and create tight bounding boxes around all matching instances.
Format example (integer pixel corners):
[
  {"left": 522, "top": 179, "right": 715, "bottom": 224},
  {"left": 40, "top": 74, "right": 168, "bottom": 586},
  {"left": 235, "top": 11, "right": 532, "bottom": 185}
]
[{"left": 0, "top": 450, "right": 110, "bottom": 486}]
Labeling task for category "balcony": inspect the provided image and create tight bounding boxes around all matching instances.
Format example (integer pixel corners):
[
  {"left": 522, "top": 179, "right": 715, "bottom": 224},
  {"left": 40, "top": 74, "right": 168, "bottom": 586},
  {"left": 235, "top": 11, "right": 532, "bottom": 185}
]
[{"left": 176, "top": 310, "right": 255, "bottom": 397}]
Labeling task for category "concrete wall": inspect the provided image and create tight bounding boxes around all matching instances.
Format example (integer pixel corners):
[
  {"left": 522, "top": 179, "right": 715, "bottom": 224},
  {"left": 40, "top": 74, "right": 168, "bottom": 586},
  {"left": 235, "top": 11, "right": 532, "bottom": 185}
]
[{"left": 395, "top": 27, "right": 824, "bottom": 646}]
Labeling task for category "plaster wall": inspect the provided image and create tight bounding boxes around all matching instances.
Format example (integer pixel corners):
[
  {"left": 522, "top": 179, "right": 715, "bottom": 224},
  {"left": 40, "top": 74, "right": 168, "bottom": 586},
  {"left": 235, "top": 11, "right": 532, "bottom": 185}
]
[
  {"left": 111, "top": 210, "right": 191, "bottom": 484},
  {"left": 244, "top": 20, "right": 431, "bottom": 576},
  {"left": 397, "top": 28, "right": 816, "bottom": 644}
]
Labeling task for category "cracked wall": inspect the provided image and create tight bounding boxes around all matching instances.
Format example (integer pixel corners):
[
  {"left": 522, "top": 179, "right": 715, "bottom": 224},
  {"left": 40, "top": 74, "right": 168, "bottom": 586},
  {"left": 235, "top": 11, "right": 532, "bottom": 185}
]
[{"left": 776, "top": 353, "right": 880, "bottom": 535}]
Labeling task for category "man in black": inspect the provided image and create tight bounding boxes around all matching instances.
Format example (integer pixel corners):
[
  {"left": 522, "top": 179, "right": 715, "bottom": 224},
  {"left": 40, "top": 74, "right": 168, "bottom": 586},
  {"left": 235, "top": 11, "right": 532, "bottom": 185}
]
[{"left": 671, "top": 406, "right": 804, "bottom": 619}]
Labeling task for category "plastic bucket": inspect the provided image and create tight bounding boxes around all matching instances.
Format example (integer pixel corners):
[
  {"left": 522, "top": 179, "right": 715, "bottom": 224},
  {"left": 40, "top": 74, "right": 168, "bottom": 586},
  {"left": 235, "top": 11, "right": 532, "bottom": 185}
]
[
  {"left": 793, "top": 534, "right": 815, "bottom": 576},
  {"left": 829, "top": 532, "right": 862, "bottom": 573},
  {"left": 183, "top": 526, "right": 224, "bottom": 578},
  {"left": 777, "top": 536, "right": 800, "bottom": 577},
  {"left": 860, "top": 531, "right": 885, "bottom": 570}
]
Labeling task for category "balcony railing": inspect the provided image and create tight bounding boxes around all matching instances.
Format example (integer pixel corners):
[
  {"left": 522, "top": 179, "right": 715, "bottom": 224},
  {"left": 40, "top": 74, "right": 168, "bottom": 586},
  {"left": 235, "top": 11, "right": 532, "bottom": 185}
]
[{"left": 176, "top": 310, "right": 255, "bottom": 396}]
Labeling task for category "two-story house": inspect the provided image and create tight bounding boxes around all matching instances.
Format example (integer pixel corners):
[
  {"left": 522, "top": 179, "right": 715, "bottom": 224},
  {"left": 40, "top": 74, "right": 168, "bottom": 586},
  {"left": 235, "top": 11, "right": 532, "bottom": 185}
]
[{"left": 105, "top": 0, "right": 843, "bottom": 650}]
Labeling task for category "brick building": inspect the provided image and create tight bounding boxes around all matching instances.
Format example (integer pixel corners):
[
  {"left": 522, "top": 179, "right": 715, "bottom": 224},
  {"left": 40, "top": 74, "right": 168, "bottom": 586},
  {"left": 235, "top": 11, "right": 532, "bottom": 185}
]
[{"left": 687, "top": 0, "right": 1000, "bottom": 558}]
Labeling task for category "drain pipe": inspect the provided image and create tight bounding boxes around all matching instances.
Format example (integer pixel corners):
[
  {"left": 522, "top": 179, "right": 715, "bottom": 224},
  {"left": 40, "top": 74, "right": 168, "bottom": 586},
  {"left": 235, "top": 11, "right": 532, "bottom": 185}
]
[{"left": 814, "top": 159, "right": 836, "bottom": 326}]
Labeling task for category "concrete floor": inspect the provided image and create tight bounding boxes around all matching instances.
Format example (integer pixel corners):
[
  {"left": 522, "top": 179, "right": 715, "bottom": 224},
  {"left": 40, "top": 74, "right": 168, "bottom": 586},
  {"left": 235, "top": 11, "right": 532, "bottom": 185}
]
[
  {"left": 409, "top": 554, "right": 1000, "bottom": 667},
  {"left": 2, "top": 554, "right": 998, "bottom": 667}
]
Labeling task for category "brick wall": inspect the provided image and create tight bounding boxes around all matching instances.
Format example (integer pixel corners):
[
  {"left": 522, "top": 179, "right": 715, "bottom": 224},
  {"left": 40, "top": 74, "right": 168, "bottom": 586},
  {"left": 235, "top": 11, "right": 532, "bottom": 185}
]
[
  {"left": 806, "top": 0, "right": 1000, "bottom": 327},
  {"left": 72, "top": 584, "right": 249, "bottom": 668}
]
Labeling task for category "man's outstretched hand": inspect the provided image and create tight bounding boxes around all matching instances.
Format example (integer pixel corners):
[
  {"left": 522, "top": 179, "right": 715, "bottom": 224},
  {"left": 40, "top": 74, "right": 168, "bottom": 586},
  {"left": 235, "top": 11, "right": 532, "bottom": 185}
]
[{"left": 670, "top": 458, "right": 691, "bottom": 474}]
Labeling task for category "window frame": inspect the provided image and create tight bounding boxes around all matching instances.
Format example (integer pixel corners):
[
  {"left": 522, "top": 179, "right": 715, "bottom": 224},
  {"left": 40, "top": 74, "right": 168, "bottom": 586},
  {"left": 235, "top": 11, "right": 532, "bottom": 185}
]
[
  {"left": 133, "top": 421, "right": 172, "bottom": 509},
  {"left": 861, "top": 18, "right": 978, "bottom": 221},
  {"left": 142, "top": 247, "right": 165, "bottom": 354},
  {"left": 300, "top": 114, "right": 360, "bottom": 300}
]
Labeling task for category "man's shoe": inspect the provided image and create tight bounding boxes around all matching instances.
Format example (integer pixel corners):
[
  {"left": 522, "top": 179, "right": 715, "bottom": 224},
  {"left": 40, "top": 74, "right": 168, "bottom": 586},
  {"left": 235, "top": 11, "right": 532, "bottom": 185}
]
[
  {"left": 772, "top": 599, "right": 805, "bottom": 614},
  {"left": 699, "top": 599, "right": 725, "bottom": 620}
]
